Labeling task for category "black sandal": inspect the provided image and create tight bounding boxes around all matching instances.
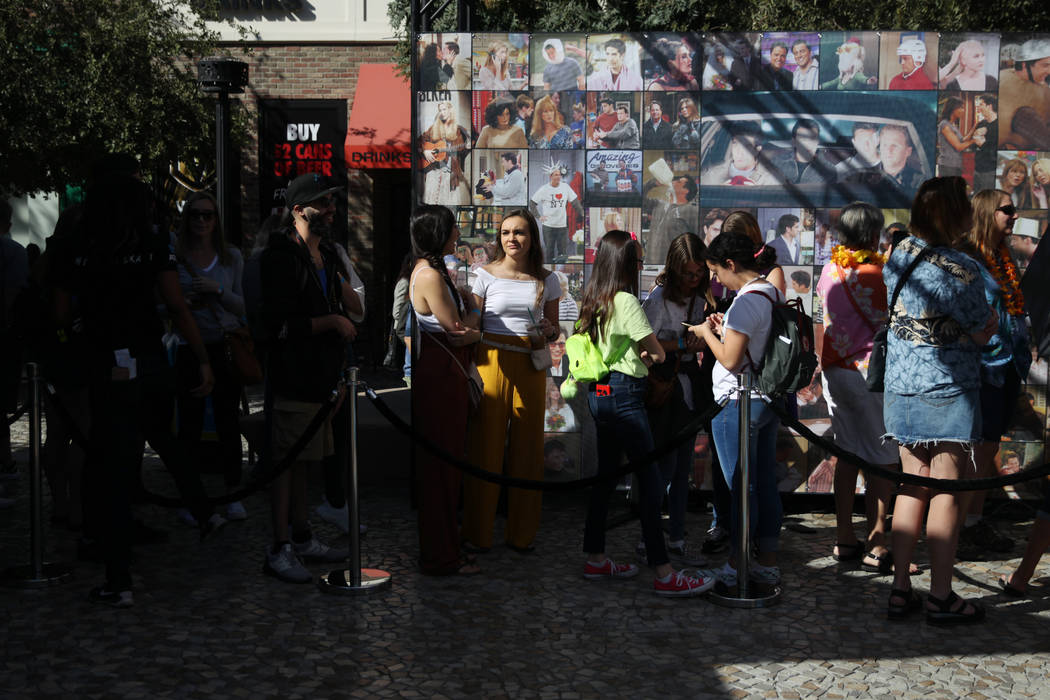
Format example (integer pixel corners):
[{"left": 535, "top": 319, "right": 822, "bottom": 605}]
[
  {"left": 832, "top": 541, "right": 863, "bottom": 561},
  {"left": 925, "top": 591, "right": 985, "bottom": 625},
  {"left": 862, "top": 551, "right": 894, "bottom": 574},
  {"left": 998, "top": 576, "right": 1026, "bottom": 598},
  {"left": 887, "top": 587, "right": 923, "bottom": 620}
]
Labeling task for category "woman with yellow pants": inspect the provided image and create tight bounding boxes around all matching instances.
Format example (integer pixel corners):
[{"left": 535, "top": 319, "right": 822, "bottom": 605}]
[{"left": 463, "top": 209, "right": 560, "bottom": 553}]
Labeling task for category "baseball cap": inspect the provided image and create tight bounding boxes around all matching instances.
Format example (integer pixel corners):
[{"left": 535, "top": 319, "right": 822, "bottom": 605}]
[{"left": 284, "top": 173, "right": 341, "bottom": 208}]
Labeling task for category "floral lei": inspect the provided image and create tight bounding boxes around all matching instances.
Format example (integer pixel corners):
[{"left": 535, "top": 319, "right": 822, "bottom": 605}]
[
  {"left": 983, "top": 243, "right": 1025, "bottom": 316},
  {"left": 830, "top": 245, "right": 886, "bottom": 269}
]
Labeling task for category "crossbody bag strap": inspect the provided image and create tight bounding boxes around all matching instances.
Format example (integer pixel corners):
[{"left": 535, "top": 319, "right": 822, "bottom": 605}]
[
  {"left": 422, "top": 328, "right": 472, "bottom": 380},
  {"left": 887, "top": 247, "right": 933, "bottom": 325}
]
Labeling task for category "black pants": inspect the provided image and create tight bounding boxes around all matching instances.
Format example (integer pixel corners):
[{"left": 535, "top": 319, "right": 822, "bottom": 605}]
[
  {"left": 84, "top": 355, "right": 212, "bottom": 589},
  {"left": 176, "top": 343, "right": 243, "bottom": 488}
]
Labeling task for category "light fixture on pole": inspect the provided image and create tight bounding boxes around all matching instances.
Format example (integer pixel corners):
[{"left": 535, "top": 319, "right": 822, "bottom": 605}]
[{"left": 197, "top": 58, "right": 248, "bottom": 242}]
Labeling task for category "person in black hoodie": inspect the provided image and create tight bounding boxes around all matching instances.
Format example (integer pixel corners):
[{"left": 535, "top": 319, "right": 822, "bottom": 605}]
[{"left": 260, "top": 173, "right": 357, "bottom": 583}]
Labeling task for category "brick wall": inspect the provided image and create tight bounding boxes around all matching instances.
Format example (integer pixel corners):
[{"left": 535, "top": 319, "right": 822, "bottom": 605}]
[{"left": 222, "top": 43, "right": 402, "bottom": 357}]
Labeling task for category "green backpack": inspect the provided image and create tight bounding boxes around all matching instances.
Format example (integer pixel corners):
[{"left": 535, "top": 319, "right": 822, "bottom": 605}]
[{"left": 560, "top": 330, "right": 631, "bottom": 400}]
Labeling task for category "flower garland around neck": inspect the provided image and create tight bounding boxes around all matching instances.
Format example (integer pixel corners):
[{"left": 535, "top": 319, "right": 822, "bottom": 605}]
[
  {"left": 830, "top": 244, "right": 886, "bottom": 269},
  {"left": 983, "top": 243, "right": 1025, "bottom": 316}
]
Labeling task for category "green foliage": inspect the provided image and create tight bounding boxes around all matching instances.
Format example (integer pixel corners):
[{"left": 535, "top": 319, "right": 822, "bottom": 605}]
[
  {"left": 0, "top": 0, "right": 248, "bottom": 196},
  {"left": 388, "top": 0, "right": 1050, "bottom": 69}
]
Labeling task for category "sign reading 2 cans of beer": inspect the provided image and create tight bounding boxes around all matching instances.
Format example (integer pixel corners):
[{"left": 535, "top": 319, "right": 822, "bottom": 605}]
[{"left": 259, "top": 99, "right": 347, "bottom": 217}]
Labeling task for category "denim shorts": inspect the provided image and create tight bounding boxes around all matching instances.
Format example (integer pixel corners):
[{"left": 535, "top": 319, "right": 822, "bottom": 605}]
[{"left": 883, "top": 388, "right": 980, "bottom": 446}]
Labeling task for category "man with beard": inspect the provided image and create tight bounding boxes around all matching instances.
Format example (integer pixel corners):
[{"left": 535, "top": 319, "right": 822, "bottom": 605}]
[
  {"left": 999, "top": 39, "right": 1050, "bottom": 150},
  {"left": 260, "top": 173, "right": 357, "bottom": 583}
]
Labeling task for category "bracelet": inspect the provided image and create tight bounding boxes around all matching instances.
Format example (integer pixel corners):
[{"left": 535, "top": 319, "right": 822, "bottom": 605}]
[
  {"left": 469, "top": 308, "right": 482, "bottom": 316},
  {"left": 678, "top": 336, "right": 685, "bottom": 350}
]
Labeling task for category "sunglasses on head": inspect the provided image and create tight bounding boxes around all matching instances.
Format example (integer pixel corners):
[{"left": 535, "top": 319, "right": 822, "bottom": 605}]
[{"left": 997, "top": 204, "right": 1017, "bottom": 216}]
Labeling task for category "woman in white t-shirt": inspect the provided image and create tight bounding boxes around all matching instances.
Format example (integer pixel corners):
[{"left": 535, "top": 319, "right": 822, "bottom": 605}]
[
  {"left": 688, "top": 232, "right": 785, "bottom": 588},
  {"left": 462, "top": 209, "right": 560, "bottom": 554},
  {"left": 640, "top": 233, "right": 712, "bottom": 566}
]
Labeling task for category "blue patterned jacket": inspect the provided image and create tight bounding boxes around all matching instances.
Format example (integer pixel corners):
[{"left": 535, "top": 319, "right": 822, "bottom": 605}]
[{"left": 884, "top": 237, "right": 991, "bottom": 397}]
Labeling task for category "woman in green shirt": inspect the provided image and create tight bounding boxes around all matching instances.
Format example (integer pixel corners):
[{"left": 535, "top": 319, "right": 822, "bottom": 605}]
[{"left": 577, "top": 230, "right": 715, "bottom": 597}]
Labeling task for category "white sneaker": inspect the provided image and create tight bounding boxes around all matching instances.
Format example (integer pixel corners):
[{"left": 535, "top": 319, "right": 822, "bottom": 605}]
[
  {"left": 263, "top": 543, "right": 312, "bottom": 584},
  {"left": 750, "top": 562, "right": 781, "bottom": 585},
  {"left": 175, "top": 508, "right": 198, "bottom": 528},
  {"left": 225, "top": 501, "right": 248, "bottom": 521},
  {"left": 315, "top": 502, "right": 349, "bottom": 533},
  {"left": 200, "top": 513, "right": 227, "bottom": 542},
  {"left": 713, "top": 562, "right": 738, "bottom": 587},
  {"left": 315, "top": 501, "right": 367, "bottom": 535},
  {"left": 293, "top": 536, "right": 348, "bottom": 563}
]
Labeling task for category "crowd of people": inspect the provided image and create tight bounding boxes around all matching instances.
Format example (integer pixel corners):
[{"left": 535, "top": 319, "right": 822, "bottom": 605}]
[
  {"left": 4, "top": 155, "right": 1050, "bottom": 618},
  {"left": 402, "top": 175, "right": 1050, "bottom": 619}
]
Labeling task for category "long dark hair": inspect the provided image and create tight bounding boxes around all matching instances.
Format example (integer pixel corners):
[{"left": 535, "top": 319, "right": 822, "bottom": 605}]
[
  {"left": 910, "top": 176, "right": 970, "bottom": 246},
  {"left": 704, "top": 231, "right": 778, "bottom": 272},
  {"left": 409, "top": 205, "right": 461, "bottom": 311},
  {"left": 655, "top": 232, "right": 714, "bottom": 307},
  {"left": 577, "top": 230, "right": 639, "bottom": 342}
]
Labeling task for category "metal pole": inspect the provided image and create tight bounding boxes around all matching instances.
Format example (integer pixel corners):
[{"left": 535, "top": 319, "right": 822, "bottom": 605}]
[
  {"left": 348, "top": 366, "right": 362, "bottom": 587},
  {"left": 318, "top": 368, "right": 392, "bottom": 595},
  {"left": 736, "top": 372, "right": 752, "bottom": 600},
  {"left": 709, "top": 372, "right": 780, "bottom": 608},
  {"left": 3, "top": 363, "right": 72, "bottom": 588},
  {"left": 215, "top": 90, "right": 232, "bottom": 242}
]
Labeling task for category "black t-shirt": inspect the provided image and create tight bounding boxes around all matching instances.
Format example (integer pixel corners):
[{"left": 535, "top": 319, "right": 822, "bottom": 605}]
[
  {"left": 49, "top": 228, "right": 175, "bottom": 362},
  {"left": 974, "top": 118, "right": 997, "bottom": 172}
]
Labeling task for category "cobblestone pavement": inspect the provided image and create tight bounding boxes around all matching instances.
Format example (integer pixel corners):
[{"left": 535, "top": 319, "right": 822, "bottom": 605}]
[{"left": 2, "top": 383, "right": 1049, "bottom": 699}]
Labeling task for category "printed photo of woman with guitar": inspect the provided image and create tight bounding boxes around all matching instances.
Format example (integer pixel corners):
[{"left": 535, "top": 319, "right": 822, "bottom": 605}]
[{"left": 419, "top": 96, "right": 472, "bottom": 206}]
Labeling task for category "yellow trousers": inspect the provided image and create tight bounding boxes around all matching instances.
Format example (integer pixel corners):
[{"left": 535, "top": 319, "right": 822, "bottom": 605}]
[{"left": 461, "top": 335, "right": 546, "bottom": 550}]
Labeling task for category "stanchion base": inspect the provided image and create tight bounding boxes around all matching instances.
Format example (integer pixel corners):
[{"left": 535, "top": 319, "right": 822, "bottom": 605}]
[
  {"left": 317, "top": 568, "right": 392, "bottom": 595},
  {"left": 3, "top": 562, "right": 74, "bottom": 589},
  {"left": 708, "top": 582, "right": 782, "bottom": 609}
]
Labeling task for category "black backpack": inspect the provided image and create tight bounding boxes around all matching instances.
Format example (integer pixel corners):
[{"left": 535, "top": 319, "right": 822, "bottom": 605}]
[{"left": 742, "top": 290, "right": 818, "bottom": 398}]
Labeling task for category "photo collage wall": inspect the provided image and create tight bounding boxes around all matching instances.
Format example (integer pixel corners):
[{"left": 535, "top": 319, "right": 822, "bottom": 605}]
[{"left": 415, "top": 31, "right": 1050, "bottom": 495}]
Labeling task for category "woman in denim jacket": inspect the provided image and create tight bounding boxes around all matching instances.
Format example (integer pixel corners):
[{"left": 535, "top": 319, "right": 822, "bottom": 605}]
[{"left": 883, "top": 177, "right": 997, "bottom": 624}]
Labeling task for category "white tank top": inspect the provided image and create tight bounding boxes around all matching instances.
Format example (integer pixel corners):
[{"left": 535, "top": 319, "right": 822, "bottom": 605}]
[{"left": 410, "top": 265, "right": 458, "bottom": 333}]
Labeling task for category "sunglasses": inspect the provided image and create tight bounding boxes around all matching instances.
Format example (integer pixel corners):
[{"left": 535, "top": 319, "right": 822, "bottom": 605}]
[
  {"left": 997, "top": 204, "right": 1017, "bottom": 216},
  {"left": 188, "top": 210, "right": 216, "bottom": 221}
]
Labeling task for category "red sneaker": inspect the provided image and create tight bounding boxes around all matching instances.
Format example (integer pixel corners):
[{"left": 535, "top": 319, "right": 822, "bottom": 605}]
[
  {"left": 653, "top": 570, "right": 715, "bottom": 597},
  {"left": 583, "top": 558, "right": 639, "bottom": 580}
]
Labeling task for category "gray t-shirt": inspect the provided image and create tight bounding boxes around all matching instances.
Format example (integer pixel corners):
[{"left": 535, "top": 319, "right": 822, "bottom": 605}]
[
  {"left": 543, "top": 59, "right": 582, "bottom": 91},
  {"left": 177, "top": 247, "right": 245, "bottom": 344}
]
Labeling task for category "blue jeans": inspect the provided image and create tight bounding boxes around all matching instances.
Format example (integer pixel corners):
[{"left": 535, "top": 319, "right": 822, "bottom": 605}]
[
  {"left": 710, "top": 396, "right": 783, "bottom": 555},
  {"left": 584, "top": 372, "right": 669, "bottom": 567}
]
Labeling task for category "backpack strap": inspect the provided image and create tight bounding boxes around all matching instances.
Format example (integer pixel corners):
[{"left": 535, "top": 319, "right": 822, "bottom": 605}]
[{"left": 739, "top": 288, "right": 776, "bottom": 373}]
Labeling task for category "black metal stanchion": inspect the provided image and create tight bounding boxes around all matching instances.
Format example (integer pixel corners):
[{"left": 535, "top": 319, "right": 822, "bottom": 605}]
[
  {"left": 318, "top": 367, "right": 392, "bottom": 595},
  {"left": 710, "top": 372, "right": 780, "bottom": 608},
  {"left": 4, "top": 363, "right": 73, "bottom": 588}
]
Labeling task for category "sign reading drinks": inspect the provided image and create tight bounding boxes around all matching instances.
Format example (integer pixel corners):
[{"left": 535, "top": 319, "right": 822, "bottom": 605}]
[{"left": 413, "top": 31, "right": 1050, "bottom": 493}]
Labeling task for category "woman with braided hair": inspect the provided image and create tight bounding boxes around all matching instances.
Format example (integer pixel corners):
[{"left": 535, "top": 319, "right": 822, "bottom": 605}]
[{"left": 409, "top": 206, "right": 481, "bottom": 575}]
